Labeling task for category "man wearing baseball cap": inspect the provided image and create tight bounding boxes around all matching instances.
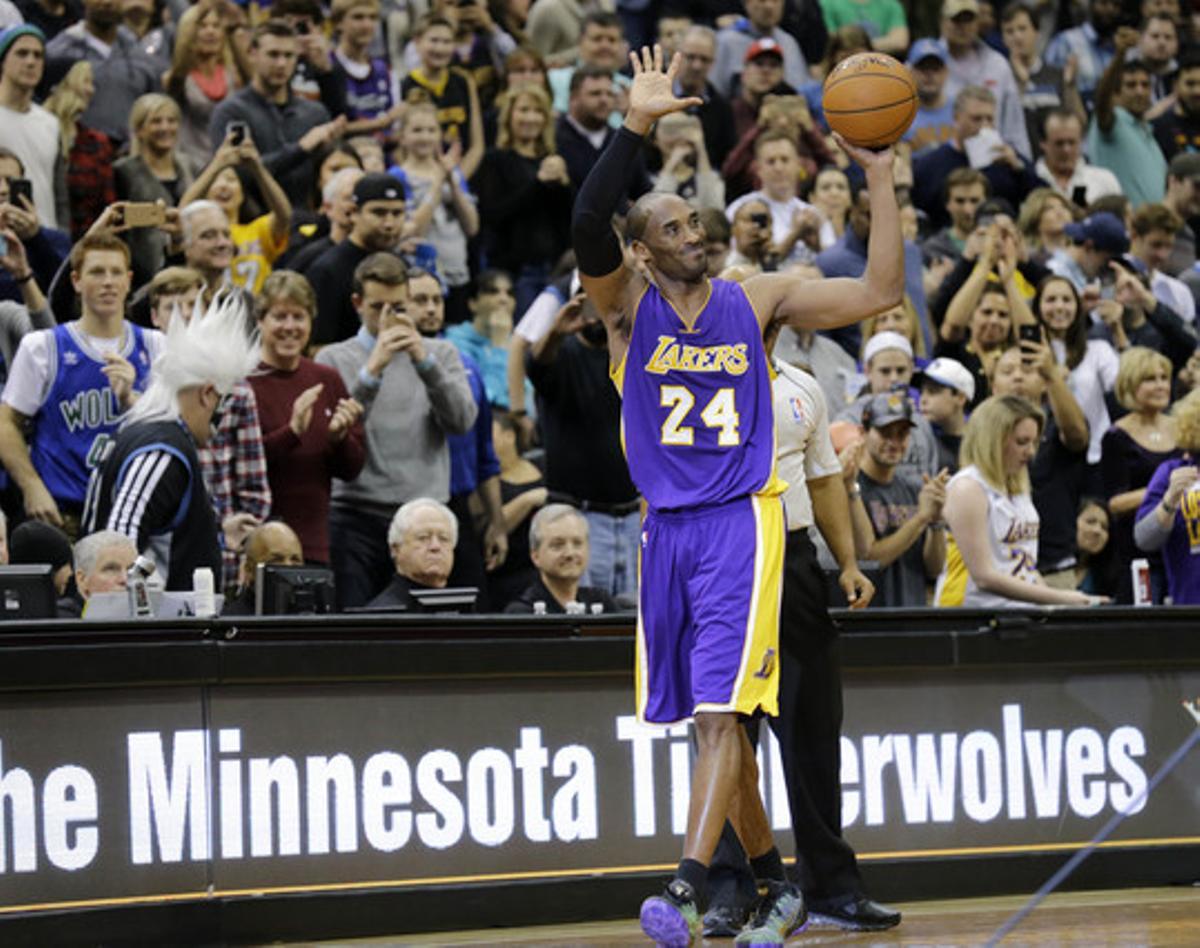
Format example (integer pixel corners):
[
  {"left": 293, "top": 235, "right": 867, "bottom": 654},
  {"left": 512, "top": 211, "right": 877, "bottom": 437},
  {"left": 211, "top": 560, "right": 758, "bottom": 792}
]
[
  {"left": 904, "top": 38, "right": 954, "bottom": 154},
  {"left": 835, "top": 331, "right": 942, "bottom": 487},
  {"left": 0, "top": 24, "right": 62, "bottom": 230},
  {"left": 728, "top": 38, "right": 794, "bottom": 150},
  {"left": 916, "top": 357, "right": 974, "bottom": 471},
  {"left": 1046, "top": 210, "right": 1129, "bottom": 290},
  {"left": 711, "top": 0, "right": 806, "bottom": 99},
  {"left": 305, "top": 172, "right": 409, "bottom": 345},
  {"left": 850, "top": 390, "right": 949, "bottom": 607}
]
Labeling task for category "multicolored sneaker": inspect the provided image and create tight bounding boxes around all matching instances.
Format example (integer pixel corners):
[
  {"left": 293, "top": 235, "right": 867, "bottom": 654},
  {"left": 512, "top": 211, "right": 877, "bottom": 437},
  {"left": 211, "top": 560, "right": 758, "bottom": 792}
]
[
  {"left": 639, "top": 878, "right": 701, "bottom": 947},
  {"left": 734, "top": 880, "right": 806, "bottom": 946}
]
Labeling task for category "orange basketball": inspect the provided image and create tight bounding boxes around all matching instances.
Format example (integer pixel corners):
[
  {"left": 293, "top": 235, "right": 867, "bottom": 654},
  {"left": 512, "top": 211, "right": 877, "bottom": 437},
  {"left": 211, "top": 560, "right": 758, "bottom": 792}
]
[{"left": 822, "top": 52, "right": 918, "bottom": 149}]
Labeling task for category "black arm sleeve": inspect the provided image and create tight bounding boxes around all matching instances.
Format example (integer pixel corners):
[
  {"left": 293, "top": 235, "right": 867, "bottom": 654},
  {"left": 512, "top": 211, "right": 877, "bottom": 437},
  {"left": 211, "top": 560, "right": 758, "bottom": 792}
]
[{"left": 571, "top": 126, "right": 646, "bottom": 277}]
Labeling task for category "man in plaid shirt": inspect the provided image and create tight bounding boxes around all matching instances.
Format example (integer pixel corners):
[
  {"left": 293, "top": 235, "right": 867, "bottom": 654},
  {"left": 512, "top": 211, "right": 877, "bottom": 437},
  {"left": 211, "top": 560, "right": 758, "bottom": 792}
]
[{"left": 147, "top": 270, "right": 271, "bottom": 590}]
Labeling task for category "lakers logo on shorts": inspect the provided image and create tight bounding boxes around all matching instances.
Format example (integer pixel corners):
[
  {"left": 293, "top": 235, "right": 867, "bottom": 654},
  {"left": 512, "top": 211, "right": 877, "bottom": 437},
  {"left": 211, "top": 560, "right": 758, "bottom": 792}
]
[{"left": 753, "top": 647, "right": 776, "bottom": 680}]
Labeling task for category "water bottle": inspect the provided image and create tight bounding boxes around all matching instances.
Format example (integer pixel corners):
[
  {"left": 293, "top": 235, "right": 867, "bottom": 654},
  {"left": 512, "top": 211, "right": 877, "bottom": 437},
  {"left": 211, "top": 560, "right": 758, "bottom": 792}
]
[{"left": 1131, "top": 558, "right": 1152, "bottom": 607}]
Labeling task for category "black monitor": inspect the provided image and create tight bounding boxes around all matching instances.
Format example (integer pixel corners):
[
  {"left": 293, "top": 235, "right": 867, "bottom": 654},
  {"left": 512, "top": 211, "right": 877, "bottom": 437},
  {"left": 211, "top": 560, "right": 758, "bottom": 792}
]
[
  {"left": 255, "top": 565, "right": 336, "bottom": 615},
  {"left": 0, "top": 565, "right": 57, "bottom": 620}
]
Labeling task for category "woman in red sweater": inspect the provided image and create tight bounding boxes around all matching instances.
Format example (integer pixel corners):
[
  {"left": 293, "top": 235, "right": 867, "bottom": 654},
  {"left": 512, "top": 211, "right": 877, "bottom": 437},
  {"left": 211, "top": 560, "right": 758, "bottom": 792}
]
[{"left": 249, "top": 272, "right": 366, "bottom": 564}]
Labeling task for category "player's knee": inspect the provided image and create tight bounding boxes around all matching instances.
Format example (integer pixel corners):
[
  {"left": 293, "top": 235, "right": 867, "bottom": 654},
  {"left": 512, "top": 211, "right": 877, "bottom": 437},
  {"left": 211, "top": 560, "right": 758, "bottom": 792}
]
[{"left": 693, "top": 711, "right": 738, "bottom": 747}]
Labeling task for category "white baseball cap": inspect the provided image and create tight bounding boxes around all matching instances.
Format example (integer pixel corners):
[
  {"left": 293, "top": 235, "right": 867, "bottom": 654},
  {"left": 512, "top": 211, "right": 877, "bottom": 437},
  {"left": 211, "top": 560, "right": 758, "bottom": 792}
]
[
  {"left": 862, "top": 331, "right": 914, "bottom": 366},
  {"left": 918, "top": 357, "right": 976, "bottom": 401}
]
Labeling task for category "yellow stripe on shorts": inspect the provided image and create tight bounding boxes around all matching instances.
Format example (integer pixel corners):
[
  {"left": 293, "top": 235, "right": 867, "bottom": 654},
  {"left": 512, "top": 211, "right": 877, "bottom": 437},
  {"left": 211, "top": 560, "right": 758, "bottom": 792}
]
[{"left": 696, "top": 492, "right": 784, "bottom": 719}]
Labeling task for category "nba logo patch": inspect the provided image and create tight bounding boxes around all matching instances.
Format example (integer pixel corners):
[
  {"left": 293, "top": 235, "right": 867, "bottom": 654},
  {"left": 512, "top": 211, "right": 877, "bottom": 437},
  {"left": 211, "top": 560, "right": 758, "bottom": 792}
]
[{"left": 788, "top": 397, "right": 805, "bottom": 422}]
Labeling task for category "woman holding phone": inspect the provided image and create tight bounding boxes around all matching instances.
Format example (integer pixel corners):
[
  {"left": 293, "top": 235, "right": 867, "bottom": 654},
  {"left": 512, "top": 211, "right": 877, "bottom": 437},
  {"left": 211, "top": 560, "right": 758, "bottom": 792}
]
[
  {"left": 1017, "top": 275, "right": 1120, "bottom": 488},
  {"left": 114, "top": 94, "right": 197, "bottom": 289}
]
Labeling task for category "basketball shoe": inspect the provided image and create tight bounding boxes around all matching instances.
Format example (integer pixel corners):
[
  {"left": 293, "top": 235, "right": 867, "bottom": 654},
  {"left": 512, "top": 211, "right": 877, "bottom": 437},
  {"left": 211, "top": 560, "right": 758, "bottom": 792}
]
[
  {"left": 734, "top": 879, "right": 806, "bottom": 946},
  {"left": 639, "top": 878, "right": 701, "bottom": 947}
]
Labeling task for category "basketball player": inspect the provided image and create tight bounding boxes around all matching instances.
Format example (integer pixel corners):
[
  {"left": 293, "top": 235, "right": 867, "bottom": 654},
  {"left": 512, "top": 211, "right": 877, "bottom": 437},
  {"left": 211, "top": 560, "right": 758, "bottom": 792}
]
[{"left": 571, "top": 45, "right": 903, "bottom": 947}]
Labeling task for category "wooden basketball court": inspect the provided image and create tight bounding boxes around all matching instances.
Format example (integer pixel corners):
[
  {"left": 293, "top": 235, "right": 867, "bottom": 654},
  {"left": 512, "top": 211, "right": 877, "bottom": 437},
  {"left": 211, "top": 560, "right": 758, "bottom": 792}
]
[{"left": 286, "top": 885, "right": 1200, "bottom": 945}]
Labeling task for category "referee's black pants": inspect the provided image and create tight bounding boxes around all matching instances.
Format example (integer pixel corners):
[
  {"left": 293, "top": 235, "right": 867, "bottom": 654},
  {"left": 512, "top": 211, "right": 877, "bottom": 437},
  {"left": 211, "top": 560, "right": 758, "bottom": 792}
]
[{"left": 707, "top": 528, "right": 863, "bottom": 906}]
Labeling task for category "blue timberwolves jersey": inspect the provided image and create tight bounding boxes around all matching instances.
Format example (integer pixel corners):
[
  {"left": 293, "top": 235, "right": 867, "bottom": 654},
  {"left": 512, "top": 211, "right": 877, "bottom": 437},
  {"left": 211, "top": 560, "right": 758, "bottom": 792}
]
[
  {"left": 612, "top": 280, "right": 783, "bottom": 511},
  {"left": 31, "top": 323, "right": 154, "bottom": 505}
]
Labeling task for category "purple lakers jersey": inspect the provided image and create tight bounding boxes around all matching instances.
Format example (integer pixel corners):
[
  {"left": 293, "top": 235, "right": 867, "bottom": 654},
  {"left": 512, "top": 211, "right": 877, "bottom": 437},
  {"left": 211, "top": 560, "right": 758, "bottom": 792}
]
[{"left": 614, "top": 279, "right": 781, "bottom": 510}]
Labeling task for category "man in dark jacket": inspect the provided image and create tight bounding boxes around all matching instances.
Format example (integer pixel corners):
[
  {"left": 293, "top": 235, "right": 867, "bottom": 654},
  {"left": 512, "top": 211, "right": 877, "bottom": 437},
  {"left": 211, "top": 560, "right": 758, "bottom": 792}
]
[
  {"left": 504, "top": 504, "right": 619, "bottom": 614},
  {"left": 368, "top": 498, "right": 466, "bottom": 610},
  {"left": 209, "top": 19, "right": 345, "bottom": 206}
]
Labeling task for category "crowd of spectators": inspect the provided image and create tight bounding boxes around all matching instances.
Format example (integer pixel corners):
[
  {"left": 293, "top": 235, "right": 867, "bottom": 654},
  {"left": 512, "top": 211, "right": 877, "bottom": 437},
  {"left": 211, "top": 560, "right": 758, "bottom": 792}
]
[{"left": 2, "top": 0, "right": 1200, "bottom": 615}]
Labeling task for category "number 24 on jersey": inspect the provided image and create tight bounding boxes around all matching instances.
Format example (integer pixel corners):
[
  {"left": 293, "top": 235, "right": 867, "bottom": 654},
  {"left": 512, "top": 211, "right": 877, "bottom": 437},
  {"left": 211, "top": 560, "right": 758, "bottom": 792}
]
[{"left": 659, "top": 385, "right": 740, "bottom": 447}]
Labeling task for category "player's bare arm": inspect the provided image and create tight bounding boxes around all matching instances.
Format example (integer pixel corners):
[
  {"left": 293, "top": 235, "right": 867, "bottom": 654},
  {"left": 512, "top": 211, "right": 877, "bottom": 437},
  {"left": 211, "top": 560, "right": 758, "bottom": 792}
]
[
  {"left": 744, "top": 136, "right": 904, "bottom": 333},
  {"left": 571, "top": 44, "right": 703, "bottom": 367}
]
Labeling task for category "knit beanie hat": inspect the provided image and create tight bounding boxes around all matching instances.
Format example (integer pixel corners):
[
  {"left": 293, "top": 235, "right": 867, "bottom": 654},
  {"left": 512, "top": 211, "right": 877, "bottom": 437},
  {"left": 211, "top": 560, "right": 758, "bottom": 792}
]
[{"left": 0, "top": 24, "right": 47, "bottom": 70}]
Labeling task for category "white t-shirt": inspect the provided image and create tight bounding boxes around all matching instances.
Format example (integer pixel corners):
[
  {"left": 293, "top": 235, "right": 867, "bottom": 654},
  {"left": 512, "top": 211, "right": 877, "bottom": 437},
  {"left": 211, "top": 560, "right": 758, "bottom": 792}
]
[
  {"left": 0, "top": 102, "right": 61, "bottom": 230},
  {"left": 2, "top": 323, "right": 164, "bottom": 417},
  {"left": 773, "top": 360, "right": 842, "bottom": 532},
  {"left": 725, "top": 191, "right": 836, "bottom": 266},
  {"left": 1052, "top": 337, "right": 1119, "bottom": 464}
]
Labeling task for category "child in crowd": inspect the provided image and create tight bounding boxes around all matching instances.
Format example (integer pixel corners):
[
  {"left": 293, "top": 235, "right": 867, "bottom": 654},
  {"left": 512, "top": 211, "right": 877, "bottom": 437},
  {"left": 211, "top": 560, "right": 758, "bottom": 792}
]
[
  {"left": 331, "top": 0, "right": 405, "bottom": 136},
  {"left": 400, "top": 14, "right": 485, "bottom": 178},
  {"left": 390, "top": 102, "right": 479, "bottom": 323}
]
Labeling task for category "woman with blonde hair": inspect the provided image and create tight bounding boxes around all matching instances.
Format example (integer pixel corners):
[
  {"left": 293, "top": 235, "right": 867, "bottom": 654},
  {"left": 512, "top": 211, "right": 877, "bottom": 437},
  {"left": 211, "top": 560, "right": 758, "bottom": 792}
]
[
  {"left": 41, "top": 62, "right": 115, "bottom": 239},
  {"left": 390, "top": 101, "right": 480, "bottom": 322},
  {"left": 115, "top": 93, "right": 197, "bottom": 287},
  {"left": 935, "top": 395, "right": 1104, "bottom": 606},
  {"left": 1100, "top": 346, "right": 1180, "bottom": 602},
  {"left": 478, "top": 81, "right": 571, "bottom": 313},
  {"left": 164, "top": 0, "right": 251, "bottom": 168},
  {"left": 1134, "top": 388, "right": 1200, "bottom": 603}
]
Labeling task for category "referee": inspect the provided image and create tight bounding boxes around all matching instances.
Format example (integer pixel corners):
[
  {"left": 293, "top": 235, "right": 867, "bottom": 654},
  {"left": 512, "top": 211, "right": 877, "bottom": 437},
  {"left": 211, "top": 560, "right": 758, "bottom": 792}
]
[
  {"left": 82, "top": 297, "right": 260, "bottom": 591},
  {"left": 704, "top": 356, "right": 902, "bottom": 935}
]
